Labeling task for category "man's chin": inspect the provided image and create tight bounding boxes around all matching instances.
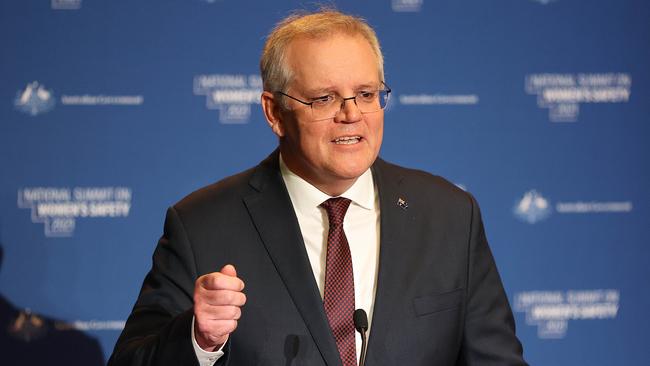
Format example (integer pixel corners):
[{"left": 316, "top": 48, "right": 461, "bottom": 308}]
[{"left": 330, "top": 161, "right": 374, "bottom": 181}]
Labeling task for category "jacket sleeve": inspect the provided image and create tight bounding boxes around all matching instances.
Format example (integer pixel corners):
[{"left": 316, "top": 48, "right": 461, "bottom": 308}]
[
  {"left": 459, "top": 194, "right": 528, "bottom": 366},
  {"left": 108, "top": 206, "right": 231, "bottom": 366}
]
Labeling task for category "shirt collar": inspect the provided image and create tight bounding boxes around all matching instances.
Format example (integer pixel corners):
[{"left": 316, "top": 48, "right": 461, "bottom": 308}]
[{"left": 279, "top": 154, "right": 375, "bottom": 212}]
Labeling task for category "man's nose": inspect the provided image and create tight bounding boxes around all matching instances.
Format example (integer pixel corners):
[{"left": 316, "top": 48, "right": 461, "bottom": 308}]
[{"left": 335, "top": 96, "right": 362, "bottom": 123}]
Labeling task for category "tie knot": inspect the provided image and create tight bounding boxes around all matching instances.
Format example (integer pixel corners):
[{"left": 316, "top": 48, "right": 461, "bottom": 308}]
[{"left": 320, "top": 197, "right": 352, "bottom": 226}]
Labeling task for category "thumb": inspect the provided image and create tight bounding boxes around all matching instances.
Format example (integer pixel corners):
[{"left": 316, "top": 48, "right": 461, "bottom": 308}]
[{"left": 220, "top": 264, "right": 237, "bottom": 278}]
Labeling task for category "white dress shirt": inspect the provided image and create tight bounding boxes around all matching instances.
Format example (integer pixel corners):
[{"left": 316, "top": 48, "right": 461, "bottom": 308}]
[{"left": 193, "top": 155, "right": 381, "bottom": 365}]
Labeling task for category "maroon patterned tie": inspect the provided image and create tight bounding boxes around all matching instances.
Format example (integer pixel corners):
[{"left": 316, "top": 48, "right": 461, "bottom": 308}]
[{"left": 320, "top": 197, "right": 357, "bottom": 366}]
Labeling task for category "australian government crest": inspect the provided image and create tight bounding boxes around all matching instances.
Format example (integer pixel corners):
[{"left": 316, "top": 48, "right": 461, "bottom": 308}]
[
  {"left": 14, "top": 82, "right": 56, "bottom": 116},
  {"left": 513, "top": 190, "right": 552, "bottom": 224}
]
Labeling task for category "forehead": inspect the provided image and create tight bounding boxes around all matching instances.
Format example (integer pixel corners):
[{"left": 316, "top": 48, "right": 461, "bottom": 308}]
[{"left": 286, "top": 33, "right": 380, "bottom": 92}]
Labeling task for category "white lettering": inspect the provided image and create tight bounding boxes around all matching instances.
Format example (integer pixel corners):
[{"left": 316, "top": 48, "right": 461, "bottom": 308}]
[
  {"left": 73, "top": 187, "right": 114, "bottom": 201},
  {"left": 60, "top": 95, "right": 144, "bottom": 105},
  {"left": 195, "top": 74, "right": 247, "bottom": 89},
  {"left": 399, "top": 94, "right": 479, "bottom": 105},
  {"left": 65, "top": 320, "right": 126, "bottom": 331},
  {"left": 19, "top": 186, "right": 133, "bottom": 237},
  {"left": 37, "top": 202, "right": 88, "bottom": 217},
  {"left": 50, "top": 218, "right": 75, "bottom": 233},
  {"left": 21, "top": 188, "right": 71, "bottom": 202},
  {"left": 210, "top": 89, "right": 262, "bottom": 104},
  {"left": 556, "top": 201, "right": 633, "bottom": 213},
  {"left": 89, "top": 202, "right": 130, "bottom": 217}
]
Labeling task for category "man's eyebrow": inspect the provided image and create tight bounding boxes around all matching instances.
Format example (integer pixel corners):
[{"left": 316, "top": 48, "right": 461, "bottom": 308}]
[
  {"left": 355, "top": 83, "right": 378, "bottom": 90},
  {"left": 302, "top": 86, "right": 336, "bottom": 96},
  {"left": 302, "top": 83, "right": 380, "bottom": 96}
]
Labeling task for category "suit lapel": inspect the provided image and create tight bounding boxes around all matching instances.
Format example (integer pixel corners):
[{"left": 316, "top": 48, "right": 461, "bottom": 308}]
[
  {"left": 242, "top": 152, "right": 341, "bottom": 366},
  {"left": 366, "top": 159, "right": 411, "bottom": 364}
]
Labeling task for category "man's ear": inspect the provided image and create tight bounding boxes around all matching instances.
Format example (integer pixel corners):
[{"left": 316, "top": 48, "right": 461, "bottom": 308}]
[{"left": 261, "top": 91, "right": 285, "bottom": 137}]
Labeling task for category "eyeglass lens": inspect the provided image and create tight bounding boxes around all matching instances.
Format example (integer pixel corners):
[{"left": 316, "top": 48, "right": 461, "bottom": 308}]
[{"left": 311, "top": 90, "right": 390, "bottom": 121}]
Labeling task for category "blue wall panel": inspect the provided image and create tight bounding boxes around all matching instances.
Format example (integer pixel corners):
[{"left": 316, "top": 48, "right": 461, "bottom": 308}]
[{"left": 1, "top": 0, "right": 648, "bottom": 364}]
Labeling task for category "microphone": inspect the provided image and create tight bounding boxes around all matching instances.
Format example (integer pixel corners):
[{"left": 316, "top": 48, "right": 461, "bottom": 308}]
[{"left": 353, "top": 309, "right": 368, "bottom": 366}]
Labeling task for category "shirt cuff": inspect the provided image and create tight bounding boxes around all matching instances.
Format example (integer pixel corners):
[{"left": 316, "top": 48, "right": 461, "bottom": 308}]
[{"left": 191, "top": 316, "right": 226, "bottom": 366}]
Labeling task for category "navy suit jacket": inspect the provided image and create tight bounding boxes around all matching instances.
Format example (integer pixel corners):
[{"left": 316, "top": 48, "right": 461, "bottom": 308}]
[{"left": 108, "top": 151, "right": 527, "bottom": 365}]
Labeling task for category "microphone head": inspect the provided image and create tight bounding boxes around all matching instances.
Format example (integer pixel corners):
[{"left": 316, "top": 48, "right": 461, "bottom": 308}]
[{"left": 353, "top": 309, "right": 368, "bottom": 331}]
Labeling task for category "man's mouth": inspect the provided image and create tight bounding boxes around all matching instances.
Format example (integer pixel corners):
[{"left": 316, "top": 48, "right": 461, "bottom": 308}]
[{"left": 333, "top": 136, "right": 362, "bottom": 145}]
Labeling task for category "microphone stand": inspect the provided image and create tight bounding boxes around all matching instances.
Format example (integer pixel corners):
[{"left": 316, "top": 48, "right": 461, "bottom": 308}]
[{"left": 354, "top": 309, "right": 369, "bottom": 366}]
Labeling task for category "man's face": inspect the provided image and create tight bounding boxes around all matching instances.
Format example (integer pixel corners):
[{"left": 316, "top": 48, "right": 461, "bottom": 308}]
[{"left": 268, "top": 33, "right": 384, "bottom": 195}]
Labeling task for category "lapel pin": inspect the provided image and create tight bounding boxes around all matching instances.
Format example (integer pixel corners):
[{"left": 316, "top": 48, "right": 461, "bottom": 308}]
[{"left": 397, "top": 197, "right": 409, "bottom": 210}]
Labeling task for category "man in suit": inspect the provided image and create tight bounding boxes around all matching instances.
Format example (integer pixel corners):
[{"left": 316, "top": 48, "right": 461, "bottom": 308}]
[{"left": 109, "top": 10, "right": 527, "bottom": 366}]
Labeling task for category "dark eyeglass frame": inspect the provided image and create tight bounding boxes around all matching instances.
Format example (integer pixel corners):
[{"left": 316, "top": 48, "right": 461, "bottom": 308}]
[{"left": 274, "top": 81, "right": 391, "bottom": 120}]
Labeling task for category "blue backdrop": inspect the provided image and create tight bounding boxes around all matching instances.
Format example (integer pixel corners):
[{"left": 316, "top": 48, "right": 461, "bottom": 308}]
[{"left": 1, "top": 0, "right": 649, "bottom": 364}]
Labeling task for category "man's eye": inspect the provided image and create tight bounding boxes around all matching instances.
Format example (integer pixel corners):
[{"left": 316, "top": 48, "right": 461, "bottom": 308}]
[
  {"left": 312, "top": 95, "right": 334, "bottom": 106},
  {"left": 358, "top": 91, "right": 377, "bottom": 100}
]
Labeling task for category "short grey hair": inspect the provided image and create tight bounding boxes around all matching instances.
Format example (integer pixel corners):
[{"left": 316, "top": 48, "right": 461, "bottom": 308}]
[{"left": 260, "top": 9, "right": 385, "bottom": 94}]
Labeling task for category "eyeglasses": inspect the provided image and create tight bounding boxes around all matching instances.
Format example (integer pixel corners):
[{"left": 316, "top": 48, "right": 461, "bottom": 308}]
[{"left": 275, "top": 82, "right": 391, "bottom": 121}]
